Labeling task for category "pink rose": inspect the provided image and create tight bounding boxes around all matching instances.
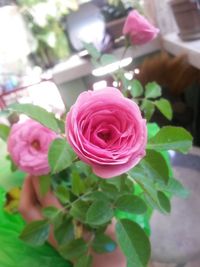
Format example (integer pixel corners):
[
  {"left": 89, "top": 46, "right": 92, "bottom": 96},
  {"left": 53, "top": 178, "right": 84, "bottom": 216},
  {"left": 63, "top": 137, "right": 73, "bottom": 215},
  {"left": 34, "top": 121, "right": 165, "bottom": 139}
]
[
  {"left": 66, "top": 87, "right": 147, "bottom": 178},
  {"left": 8, "top": 119, "right": 57, "bottom": 176},
  {"left": 123, "top": 10, "right": 159, "bottom": 45}
]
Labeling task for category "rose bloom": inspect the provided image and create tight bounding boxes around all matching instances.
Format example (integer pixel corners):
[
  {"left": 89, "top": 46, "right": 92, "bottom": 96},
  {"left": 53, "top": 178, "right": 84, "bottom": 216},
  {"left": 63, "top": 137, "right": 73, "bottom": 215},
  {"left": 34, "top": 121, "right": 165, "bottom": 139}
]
[
  {"left": 66, "top": 87, "right": 147, "bottom": 179},
  {"left": 123, "top": 10, "right": 159, "bottom": 45},
  {"left": 8, "top": 119, "right": 57, "bottom": 176}
]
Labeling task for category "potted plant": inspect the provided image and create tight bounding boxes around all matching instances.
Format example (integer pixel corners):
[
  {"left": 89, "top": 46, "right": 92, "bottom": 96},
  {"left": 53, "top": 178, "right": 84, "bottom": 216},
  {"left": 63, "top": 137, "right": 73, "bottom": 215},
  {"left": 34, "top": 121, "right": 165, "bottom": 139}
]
[
  {"left": 169, "top": 0, "right": 200, "bottom": 41},
  {"left": 103, "top": 0, "right": 145, "bottom": 47},
  {"left": 0, "top": 10, "right": 192, "bottom": 267}
]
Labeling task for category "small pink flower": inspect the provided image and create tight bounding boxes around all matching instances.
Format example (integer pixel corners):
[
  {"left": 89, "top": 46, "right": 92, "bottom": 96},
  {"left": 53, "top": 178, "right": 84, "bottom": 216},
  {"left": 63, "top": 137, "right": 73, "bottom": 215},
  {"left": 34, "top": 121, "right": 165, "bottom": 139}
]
[
  {"left": 66, "top": 87, "right": 147, "bottom": 179},
  {"left": 123, "top": 10, "right": 159, "bottom": 45},
  {"left": 7, "top": 119, "right": 57, "bottom": 176}
]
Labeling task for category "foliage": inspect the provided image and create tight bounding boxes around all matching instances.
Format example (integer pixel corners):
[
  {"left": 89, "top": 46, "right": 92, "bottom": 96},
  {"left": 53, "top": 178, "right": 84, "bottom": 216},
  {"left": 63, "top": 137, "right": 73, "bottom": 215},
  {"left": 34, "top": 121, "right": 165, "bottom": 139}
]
[
  {"left": 107, "top": 0, "right": 144, "bottom": 13},
  {"left": 16, "top": 0, "right": 78, "bottom": 68},
  {"left": 2, "top": 100, "right": 192, "bottom": 266},
  {"left": 0, "top": 187, "right": 72, "bottom": 267},
  {"left": 0, "top": 139, "right": 25, "bottom": 192},
  {"left": 0, "top": 44, "right": 193, "bottom": 267},
  {"left": 116, "top": 219, "right": 151, "bottom": 267},
  {"left": 0, "top": 124, "right": 10, "bottom": 142},
  {"left": 84, "top": 43, "right": 173, "bottom": 122},
  {"left": 8, "top": 103, "right": 64, "bottom": 133}
]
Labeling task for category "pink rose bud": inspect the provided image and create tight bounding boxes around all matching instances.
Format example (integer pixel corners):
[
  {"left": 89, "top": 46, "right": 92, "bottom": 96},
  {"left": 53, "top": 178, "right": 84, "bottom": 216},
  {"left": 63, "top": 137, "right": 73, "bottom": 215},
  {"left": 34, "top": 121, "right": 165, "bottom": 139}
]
[
  {"left": 66, "top": 87, "right": 147, "bottom": 179},
  {"left": 123, "top": 10, "right": 159, "bottom": 45},
  {"left": 8, "top": 119, "right": 57, "bottom": 176}
]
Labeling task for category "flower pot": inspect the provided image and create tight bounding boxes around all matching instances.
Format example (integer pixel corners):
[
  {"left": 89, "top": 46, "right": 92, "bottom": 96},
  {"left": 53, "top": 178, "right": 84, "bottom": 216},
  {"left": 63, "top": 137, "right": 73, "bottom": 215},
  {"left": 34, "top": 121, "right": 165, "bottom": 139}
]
[
  {"left": 169, "top": 0, "right": 200, "bottom": 41},
  {"left": 106, "top": 17, "right": 126, "bottom": 47}
]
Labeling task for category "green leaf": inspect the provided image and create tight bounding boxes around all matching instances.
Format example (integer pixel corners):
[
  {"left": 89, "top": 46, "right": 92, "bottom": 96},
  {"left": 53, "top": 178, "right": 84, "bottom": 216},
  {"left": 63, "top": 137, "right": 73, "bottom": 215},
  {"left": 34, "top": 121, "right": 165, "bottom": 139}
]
[
  {"left": 55, "top": 118, "right": 65, "bottom": 133},
  {"left": 74, "top": 161, "right": 92, "bottom": 177},
  {"left": 48, "top": 138, "right": 76, "bottom": 174},
  {"left": 83, "top": 42, "right": 101, "bottom": 60},
  {"left": 39, "top": 175, "right": 51, "bottom": 197},
  {"left": 0, "top": 124, "right": 10, "bottom": 141},
  {"left": 74, "top": 255, "right": 92, "bottom": 267},
  {"left": 143, "top": 192, "right": 160, "bottom": 211},
  {"left": 42, "top": 206, "right": 59, "bottom": 220},
  {"left": 55, "top": 185, "right": 70, "bottom": 204},
  {"left": 130, "top": 79, "right": 143, "bottom": 98},
  {"left": 83, "top": 191, "right": 109, "bottom": 202},
  {"left": 155, "top": 98, "right": 173, "bottom": 120},
  {"left": 100, "top": 175, "right": 130, "bottom": 192},
  {"left": 9, "top": 103, "right": 64, "bottom": 133},
  {"left": 100, "top": 182, "right": 119, "bottom": 200},
  {"left": 71, "top": 171, "right": 86, "bottom": 196},
  {"left": 164, "top": 178, "right": 189, "bottom": 198},
  {"left": 20, "top": 220, "right": 50, "bottom": 246},
  {"left": 116, "top": 219, "right": 151, "bottom": 267},
  {"left": 59, "top": 238, "right": 88, "bottom": 261},
  {"left": 115, "top": 194, "right": 147, "bottom": 215},
  {"left": 157, "top": 191, "right": 171, "bottom": 213},
  {"left": 121, "top": 75, "right": 130, "bottom": 91},
  {"left": 91, "top": 58, "right": 100, "bottom": 68},
  {"left": 100, "top": 54, "right": 117, "bottom": 66},
  {"left": 118, "top": 175, "right": 134, "bottom": 193},
  {"left": 141, "top": 150, "right": 169, "bottom": 184},
  {"left": 141, "top": 99, "right": 155, "bottom": 121},
  {"left": 145, "top": 82, "right": 162, "bottom": 99},
  {"left": 86, "top": 200, "right": 113, "bottom": 226},
  {"left": 128, "top": 169, "right": 162, "bottom": 212},
  {"left": 92, "top": 233, "right": 117, "bottom": 253},
  {"left": 6, "top": 155, "right": 17, "bottom": 172},
  {"left": 147, "top": 126, "right": 193, "bottom": 153},
  {"left": 70, "top": 199, "right": 90, "bottom": 223},
  {"left": 10, "top": 160, "right": 17, "bottom": 172},
  {"left": 54, "top": 217, "right": 74, "bottom": 246}
]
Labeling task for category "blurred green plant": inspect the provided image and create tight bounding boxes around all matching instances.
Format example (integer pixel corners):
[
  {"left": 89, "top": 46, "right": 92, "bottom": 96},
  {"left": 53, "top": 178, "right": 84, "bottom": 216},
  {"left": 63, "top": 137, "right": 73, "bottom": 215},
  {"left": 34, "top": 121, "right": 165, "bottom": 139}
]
[
  {"left": 16, "top": 0, "right": 79, "bottom": 68},
  {"left": 1, "top": 93, "right": 192, "bottom": 267},
  {"left": 107, "top": 0, "right": 144, "bottom": 12},
  {"left": 0, "top": 8, "right": 193, "bottom": 267}
]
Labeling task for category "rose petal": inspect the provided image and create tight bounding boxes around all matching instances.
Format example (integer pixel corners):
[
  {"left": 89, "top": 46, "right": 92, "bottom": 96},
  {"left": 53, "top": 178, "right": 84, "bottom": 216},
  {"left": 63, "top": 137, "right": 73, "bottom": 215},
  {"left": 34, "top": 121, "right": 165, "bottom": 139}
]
[{"left": 66, "top": 87, "right": 147, "bottom": 179}]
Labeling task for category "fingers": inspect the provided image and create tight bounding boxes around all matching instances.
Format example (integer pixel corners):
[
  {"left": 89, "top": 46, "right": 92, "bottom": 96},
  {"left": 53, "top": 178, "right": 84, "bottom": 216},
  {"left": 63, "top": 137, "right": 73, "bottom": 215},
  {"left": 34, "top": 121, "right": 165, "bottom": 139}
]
[
  {"left": 48, "top": 226, "right": 59, "bottom": 249},
  {"left": 31, "top": 176, "right": 63, "bottom": 249},
  {"left": 92, "top": 247, "right": 126, "bottom": 267},
  {"left": 92, "top": 220, "right": 126, "bottom": 267},
  {"left": 19, "top": 176, "right": 43, "bottom": 222},
  {"left": 32, "top": 176, "right": 62, "bottom": 209},
  {"left": 19, "top": 176, "right": 60, "bottom": 249}
]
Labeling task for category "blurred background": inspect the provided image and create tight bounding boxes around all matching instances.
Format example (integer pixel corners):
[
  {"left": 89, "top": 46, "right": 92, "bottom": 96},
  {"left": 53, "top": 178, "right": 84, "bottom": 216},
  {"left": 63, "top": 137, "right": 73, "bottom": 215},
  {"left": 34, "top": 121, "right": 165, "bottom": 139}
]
[
  {"left": 0, "top": 1, "right": 200, "bottom": 266},
  {"left": 0, "top": 0, "right": 200, "bottom": 147}
]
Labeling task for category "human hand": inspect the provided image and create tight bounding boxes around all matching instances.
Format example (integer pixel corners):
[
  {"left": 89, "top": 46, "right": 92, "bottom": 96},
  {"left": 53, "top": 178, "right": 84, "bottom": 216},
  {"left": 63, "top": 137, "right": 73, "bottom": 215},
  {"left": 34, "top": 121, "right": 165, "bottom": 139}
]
[
  {"left": 19, "top": 176, "right": 126, "bottom": 267},
  {"left": 91, "top": 222, "right": 126, "bottom": 267},
  {"left": 19, "top": 175, "right": 62, "bottom": 248}
]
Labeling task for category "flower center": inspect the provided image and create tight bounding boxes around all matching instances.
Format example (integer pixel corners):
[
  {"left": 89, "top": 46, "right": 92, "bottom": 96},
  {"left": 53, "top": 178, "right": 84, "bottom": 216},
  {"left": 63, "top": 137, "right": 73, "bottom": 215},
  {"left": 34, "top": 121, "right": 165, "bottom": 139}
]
[
  {"left": 97, "top": 130, "right": 111, "bottom": 142},
  {"left": 31, "top": 140, "right": 41, "bottom": 151}
]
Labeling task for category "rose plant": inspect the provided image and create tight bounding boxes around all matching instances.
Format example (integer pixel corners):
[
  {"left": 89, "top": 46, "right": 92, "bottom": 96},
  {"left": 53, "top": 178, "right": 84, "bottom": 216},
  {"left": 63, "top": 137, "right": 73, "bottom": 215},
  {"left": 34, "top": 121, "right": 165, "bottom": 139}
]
[{"left": 0, "top": 10, "right": 193, "bottom": 267}]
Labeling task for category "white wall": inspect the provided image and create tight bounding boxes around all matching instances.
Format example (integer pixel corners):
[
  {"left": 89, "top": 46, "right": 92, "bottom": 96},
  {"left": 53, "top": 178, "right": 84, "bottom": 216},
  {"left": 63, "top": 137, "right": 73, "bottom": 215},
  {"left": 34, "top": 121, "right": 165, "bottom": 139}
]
[
  {"left": 0, "top": 5, "right": 35, "bottom": 75},
  {"left": 145, "top": 0, "right": 178, "bottom": 35}
]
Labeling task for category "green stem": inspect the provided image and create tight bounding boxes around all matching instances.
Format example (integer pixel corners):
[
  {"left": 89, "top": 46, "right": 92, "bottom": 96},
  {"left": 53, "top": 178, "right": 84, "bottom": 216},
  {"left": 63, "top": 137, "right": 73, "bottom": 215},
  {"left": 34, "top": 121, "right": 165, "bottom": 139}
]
[
  {"left": 118, "top": 45, "right": 129, "bottom": 73},
  {"left": 72, "top": 157, "right": 80, "bottom": 163},
  {"left": 120, "top": 45, "right": 129, "bottom": 63},
  {"left": 115, "top": 44, "right": 130, "bottom": 91},
  {"left": 62, "top": 189, "right": 97, "bottom": 212}
]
